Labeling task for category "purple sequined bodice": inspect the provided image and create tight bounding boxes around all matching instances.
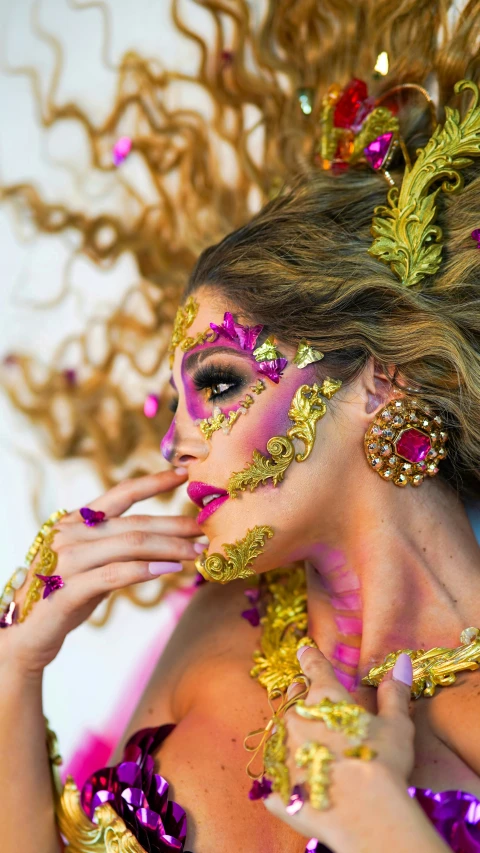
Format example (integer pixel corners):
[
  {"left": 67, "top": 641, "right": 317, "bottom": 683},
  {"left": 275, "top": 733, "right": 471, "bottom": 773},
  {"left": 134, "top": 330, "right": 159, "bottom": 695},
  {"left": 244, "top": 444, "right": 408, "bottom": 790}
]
[{"left": 80, "top": 723, "right": 480, "bottom": 853}]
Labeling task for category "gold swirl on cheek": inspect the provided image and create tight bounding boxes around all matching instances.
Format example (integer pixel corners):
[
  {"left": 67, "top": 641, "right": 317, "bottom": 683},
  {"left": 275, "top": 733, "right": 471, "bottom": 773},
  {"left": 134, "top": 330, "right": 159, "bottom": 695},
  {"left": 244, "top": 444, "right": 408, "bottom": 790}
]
[
  {"left": 195, "top": 525, "right": 274, "bottom": 583},
  {"left": 227, "top": 378, "right": 342, "bottom": 497}
]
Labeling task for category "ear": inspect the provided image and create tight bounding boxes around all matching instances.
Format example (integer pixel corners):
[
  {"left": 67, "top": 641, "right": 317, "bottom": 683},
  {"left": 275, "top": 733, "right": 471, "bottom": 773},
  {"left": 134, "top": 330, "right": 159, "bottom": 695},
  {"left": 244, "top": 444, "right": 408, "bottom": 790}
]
[{"left": 363, "top": 358, "right": 396, "bottom": 415}]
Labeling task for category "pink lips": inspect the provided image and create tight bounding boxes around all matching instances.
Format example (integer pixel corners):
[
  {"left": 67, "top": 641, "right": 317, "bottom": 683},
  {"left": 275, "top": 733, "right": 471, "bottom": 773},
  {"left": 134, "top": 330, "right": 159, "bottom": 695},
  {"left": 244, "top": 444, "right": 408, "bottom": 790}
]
[{"left": 187, "top": 481, "right": 229, "bottom": 525}]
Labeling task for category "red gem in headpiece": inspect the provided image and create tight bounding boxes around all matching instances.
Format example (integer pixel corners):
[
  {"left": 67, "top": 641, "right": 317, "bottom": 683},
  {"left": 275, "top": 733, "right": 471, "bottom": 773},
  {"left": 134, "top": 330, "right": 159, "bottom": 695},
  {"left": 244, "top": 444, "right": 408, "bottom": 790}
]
[
  {"left": 334, "top": 79, "right": 368, "bottom": 128},
  {"left": 395, "top": 428, "right": 431, "bottom": 464}
]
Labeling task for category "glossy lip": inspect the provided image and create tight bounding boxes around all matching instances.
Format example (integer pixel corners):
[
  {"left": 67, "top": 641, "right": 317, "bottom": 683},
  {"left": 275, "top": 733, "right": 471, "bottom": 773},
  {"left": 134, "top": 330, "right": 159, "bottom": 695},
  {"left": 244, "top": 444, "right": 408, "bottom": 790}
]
[{"left": 187, "top": 481, "right": 229, "bottom": 525}]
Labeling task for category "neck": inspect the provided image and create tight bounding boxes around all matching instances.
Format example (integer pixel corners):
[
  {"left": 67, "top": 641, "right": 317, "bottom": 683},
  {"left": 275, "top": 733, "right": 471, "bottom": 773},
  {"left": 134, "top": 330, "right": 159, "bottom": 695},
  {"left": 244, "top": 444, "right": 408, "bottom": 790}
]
[{"left": 303, "top": 479, "right": 480, "bottom": 691}]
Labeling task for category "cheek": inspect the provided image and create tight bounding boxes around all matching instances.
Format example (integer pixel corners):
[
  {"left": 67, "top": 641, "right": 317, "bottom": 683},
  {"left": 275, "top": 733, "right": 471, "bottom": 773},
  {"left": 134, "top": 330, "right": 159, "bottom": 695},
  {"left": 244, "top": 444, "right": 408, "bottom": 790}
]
[{"left": 160, "top": 417, "right": 176, "bottom": 461}]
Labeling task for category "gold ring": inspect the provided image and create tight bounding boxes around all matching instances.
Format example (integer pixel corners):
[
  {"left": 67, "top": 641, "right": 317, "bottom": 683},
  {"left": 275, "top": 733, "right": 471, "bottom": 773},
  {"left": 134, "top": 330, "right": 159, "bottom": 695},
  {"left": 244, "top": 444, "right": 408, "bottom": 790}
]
[
  {"left": 295, "top": 741, "right": 335, "bottom": 811},
  {"left": 25, "top": 509, "right": 68, "bottom": 567},
  {"left": 295, "top": 697, "right": 372, "bottom": 745}
]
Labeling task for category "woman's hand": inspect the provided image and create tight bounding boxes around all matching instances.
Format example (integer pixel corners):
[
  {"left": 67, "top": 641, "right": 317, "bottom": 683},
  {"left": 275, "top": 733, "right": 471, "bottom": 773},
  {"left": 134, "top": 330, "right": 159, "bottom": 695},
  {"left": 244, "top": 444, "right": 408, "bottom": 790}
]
[
  {"left": 1, "top": 469, "right": 201, "bottom": 677},
  {"left": 264, "top": 647, "right": 425, "bottom": 853}
]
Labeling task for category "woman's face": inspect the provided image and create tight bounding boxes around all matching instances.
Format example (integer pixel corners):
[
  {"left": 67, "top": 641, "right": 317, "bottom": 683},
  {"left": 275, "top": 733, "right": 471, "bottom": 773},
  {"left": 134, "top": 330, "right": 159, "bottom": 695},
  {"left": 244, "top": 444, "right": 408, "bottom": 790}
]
[{"left": 163, "top": 288, "right": 365, "bottom": 575}]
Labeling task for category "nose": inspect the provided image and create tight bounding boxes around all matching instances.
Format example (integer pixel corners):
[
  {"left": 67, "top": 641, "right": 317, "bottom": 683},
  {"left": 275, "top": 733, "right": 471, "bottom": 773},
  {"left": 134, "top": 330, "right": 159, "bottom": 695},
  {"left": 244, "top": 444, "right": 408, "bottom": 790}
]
[{"left": 160, "top": 414, "right": 209, "bottom": 468}]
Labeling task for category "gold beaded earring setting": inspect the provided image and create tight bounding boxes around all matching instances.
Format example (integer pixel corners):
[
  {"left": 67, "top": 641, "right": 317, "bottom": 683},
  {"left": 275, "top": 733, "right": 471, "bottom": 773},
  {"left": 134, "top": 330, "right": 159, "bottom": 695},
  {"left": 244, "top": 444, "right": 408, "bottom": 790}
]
[{"left": 364, "top": 398, "right": 448, "bottom": 487}]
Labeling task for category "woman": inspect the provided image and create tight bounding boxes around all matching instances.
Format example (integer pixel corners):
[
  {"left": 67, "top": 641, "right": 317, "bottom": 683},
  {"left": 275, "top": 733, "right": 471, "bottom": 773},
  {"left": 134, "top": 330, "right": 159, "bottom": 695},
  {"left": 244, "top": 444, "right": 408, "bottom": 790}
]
[{"left": 3, "top": 3, "right": 480, "bottom": 853}]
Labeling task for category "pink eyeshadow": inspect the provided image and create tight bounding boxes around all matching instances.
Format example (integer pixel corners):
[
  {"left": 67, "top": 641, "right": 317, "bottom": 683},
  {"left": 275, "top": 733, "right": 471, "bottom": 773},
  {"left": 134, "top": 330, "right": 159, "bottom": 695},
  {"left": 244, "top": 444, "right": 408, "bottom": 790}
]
[
  {"left": 334, "top": 615, "right": 363, "bottom": 635},
  {"left": 333, "top": 643, "right": 361, "bottom": 667},
  {"left": 160, "top": 418, "right": 176, "bottom": 462}
]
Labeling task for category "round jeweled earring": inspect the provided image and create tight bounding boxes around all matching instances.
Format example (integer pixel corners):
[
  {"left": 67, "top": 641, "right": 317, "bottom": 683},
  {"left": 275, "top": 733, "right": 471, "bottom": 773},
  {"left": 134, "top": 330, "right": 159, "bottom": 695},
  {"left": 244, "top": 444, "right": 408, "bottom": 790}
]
[{"left": 364, "top": 398, "right": 448, "bottom": 487}]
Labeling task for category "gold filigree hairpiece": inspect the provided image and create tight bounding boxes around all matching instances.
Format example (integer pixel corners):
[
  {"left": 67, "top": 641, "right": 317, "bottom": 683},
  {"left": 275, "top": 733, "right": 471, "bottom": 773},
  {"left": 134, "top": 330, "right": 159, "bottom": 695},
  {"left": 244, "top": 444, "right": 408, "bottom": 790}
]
[
  {"left": 168, "top": 296, "right": 198, "bottom": 367},
  {"left": 369, "top": 79, "right": 480, "bottom": 287}
]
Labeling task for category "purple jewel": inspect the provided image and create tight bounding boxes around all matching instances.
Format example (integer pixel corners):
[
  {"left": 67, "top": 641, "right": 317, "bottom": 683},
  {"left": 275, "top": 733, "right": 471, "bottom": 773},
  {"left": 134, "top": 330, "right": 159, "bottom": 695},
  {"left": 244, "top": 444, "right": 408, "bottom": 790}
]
[
  {"left": 35, "top": 573, "right": 64, "bottom": 599},
  {"left": 256, "top": 358, "right": 288, "bottom": 383},
  {"left": 210, "top": 312, "right": 264, "bottom": 352},
  {"left": 305, "top": 840, "right": 319, "bottom": 852},
  {"left": 117, "top": 761, "right": 143, "bottom": 787},
  {"left": 91, "top": 789, "right": 116, "bottom": 815},
  {"left": 194, "top": 572, "right": 207, "bottom": 587},
  {"left": 286, "top": 785, "right": 305, "bottom": 815},
  {"left": 121, "top": 787, "right": 149, "bottom": 809},
  {"left": 248, "top": 777, "right": 272, "bottom": 800},
  {"left": 364, "top": 132, "right": 394, "bottom": 170},
  {"left": 471, "top": 229, "right": 480, "bottom": 246},
  {"left": 80, "top": 507, "right": 106, "bottom": 527},
  {"left": 241, "top": 607, "right": 260, "bottom": 627},
  {"left": 161, "top": 836, "right": 183, "bottom": 851},
  {"left": 0, "top": 601, "right": 17, "bottom": 628}
]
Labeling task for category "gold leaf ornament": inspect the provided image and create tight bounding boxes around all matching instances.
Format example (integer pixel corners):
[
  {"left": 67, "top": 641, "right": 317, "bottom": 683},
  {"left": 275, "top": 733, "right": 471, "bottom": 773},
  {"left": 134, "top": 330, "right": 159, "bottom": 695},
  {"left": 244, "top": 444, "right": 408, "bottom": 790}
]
[
  {"left": 369, "top": 79, "right": 480, "bottom": 287},
  {"left": 253, "top": 335, "right": 281, "bottom": 362},
  {"left": 168, "top": 296, "right": 199, "bottom": 367},
  {"left": 195, "top": 525, "right": 274, "bottom": 583},
  {"left": 293, "top": 339, "right": 325, "bottom": 369},
  {"left": 227, "top": 378, "right": 342, "bottom": 497}
]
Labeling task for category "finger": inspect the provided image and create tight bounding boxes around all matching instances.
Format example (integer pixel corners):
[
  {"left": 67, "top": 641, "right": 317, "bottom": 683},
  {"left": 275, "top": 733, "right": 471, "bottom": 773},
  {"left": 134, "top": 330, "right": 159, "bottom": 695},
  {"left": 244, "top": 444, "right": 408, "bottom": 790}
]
[
  {"left": 376, "top": 653, "right": 413, "bottom": 721},
  {"left": 296, "top": 646, "right": 350, "bottom": 702},
  {"left": 66, "top": 469, "right": 188, "bottom": 522},
  {"left": 57, "top": 531, "right": 201, "bottom": 574},
  {"left": 61, "top": 514, "right": 201, "bottom": 542}
]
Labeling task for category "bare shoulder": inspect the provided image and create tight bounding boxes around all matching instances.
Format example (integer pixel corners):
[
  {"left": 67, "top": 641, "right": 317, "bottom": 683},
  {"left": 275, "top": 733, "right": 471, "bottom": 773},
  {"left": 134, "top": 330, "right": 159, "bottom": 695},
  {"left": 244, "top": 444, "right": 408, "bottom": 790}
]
[
  {"left": 426, "top": 667, "right": 480, "bottom": 776},
  {"left": 120, "top": 578, "right": 264, "bottom": 741}
]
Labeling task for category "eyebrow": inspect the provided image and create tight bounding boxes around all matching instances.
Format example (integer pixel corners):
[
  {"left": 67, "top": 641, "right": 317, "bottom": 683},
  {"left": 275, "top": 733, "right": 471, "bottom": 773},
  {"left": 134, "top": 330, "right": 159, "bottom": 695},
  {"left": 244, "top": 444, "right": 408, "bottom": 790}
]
[{"left": 183, "top": 345, "right": 253, "bottom": 371}]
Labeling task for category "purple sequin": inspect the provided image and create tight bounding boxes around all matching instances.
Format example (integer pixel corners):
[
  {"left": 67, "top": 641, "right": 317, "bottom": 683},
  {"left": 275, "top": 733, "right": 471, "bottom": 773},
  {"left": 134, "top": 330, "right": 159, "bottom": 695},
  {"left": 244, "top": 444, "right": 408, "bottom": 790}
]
[
  {"left": 286, "top": 785, "right": 305, "bottom": 816},
  {"left": 471, "top": 229, "right": 480, "bottom": 247},
  {"left": 80, "top": 507, "right": 106, "bottom": 527},
  {"left": 210, "top": 312, "right": 263, "bottom": 351},
  {"left": 35, "top": 573, "right": 64, "bottom": 599},
  {"left": 241, "top": 607, "right": 261, "bottom": 627},
  {"left": 256, "top": 358, "right": 288, "bottom": 383},
  {"left": 248, "top": 777, "right": 272, "bottom": 800},
  {"left": 80, "top": 725, "right": 188, "bottom": 851}
]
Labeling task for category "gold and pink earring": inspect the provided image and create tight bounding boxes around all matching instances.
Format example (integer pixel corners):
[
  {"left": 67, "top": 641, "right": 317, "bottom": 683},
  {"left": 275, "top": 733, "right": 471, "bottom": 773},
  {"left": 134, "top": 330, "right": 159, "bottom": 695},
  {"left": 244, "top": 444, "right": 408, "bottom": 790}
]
[{"left": 364, "top": 397, "right": 448, "bottom": 487}]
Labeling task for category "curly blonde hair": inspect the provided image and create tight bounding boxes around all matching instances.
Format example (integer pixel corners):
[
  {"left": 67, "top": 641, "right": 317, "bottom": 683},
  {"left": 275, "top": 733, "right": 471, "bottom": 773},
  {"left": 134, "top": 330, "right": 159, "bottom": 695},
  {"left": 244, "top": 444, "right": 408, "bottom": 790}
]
[{"left": 2, "top": 0, "right": 480, "bottom": 497}]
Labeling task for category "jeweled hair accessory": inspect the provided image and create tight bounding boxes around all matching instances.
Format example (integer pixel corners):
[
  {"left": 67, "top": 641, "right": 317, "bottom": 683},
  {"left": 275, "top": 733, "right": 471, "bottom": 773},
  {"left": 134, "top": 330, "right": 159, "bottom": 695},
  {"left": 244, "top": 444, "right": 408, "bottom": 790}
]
[{"left": 369, "top": 80, "right": 480, "bottom": 287}]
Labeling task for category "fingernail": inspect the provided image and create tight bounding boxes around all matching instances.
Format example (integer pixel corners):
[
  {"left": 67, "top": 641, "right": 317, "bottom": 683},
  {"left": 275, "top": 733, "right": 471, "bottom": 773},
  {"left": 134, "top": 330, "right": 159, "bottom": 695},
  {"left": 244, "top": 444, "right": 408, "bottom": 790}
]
[
  {"left": 175, "top": 467, "right": 188, "bottom": 475},
  {"left": 392, "top": 652, "right": 413, "bottom": 687},
  {"left": 197, "top": 535, "right": 209, "bottom": 544},
  {"left": 296, "top": 645, "right": 312, "bottom": 662},
  {"left": 193, "top": 542, "right": 206, "bottom": 554},
  {"left": 148, "top": 561, "right": 183, "bottom": 576}
]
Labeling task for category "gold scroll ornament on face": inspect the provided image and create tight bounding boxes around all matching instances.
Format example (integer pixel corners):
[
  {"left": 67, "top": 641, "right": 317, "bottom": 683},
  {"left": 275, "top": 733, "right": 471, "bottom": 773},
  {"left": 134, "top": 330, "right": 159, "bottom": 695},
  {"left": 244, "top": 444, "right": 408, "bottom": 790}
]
[
  {"left": 168, "top": 296, "right": 199, "bottom": 367},
  {"left": 227, "top": 378, "right": 342, "bottom": 498}
]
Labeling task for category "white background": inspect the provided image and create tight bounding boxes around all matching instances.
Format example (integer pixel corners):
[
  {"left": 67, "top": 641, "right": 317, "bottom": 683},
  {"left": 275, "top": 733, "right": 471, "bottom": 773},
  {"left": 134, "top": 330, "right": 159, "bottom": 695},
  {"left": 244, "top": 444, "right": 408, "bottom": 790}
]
[{"left": 0, "top": 0, "right": 214, "bottom": 768}]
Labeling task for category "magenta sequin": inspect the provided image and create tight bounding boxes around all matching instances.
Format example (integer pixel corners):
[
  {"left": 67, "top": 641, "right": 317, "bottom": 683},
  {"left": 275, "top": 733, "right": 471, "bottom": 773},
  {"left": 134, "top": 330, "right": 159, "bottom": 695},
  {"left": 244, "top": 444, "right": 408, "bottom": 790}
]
[
  {"left": 471, "top": 229, "right": 480, "bottom": 246},
  {"left": 144, "top": 394, "right": 160, "bottom": 418},
  {"left": 256, "top": 358, "right": 288, "bottom": 383},
  {"left": 248, "top": 777, "right": 272, "bottom": 800},
  {"left": 364, "top": 132, "right": 393, "bottom": 170},
  {"left": 112, "top": 136, "right": 132, "bottom": 166},
  {"left": 80, "top": 507, "right": 106, "bottom": 527},
  {"left": 81, "top": 725, "right": 190, "bottom": 852},
  {"left": 395, "top": 428, "right": 431, "bottom": 463},
  {"left": 241, "top": 606, "right": 261, "bottom": 627},
  {"left": 286, "top": 785, "right": 305, "bottom": 815},
  {"left": 210, "top": 312, "right": 263, "bottom": 351},
  {"left": 35, "top": 573, "right": 64, "bottom": 599}
]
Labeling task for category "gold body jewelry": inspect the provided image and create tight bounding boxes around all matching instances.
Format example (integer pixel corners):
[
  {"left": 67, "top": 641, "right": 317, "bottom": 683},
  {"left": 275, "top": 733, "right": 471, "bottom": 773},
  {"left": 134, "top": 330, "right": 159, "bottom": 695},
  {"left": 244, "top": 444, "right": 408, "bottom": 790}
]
[
  {"left": 168, "top": 296, "right": 199, "bottom": 367},
  {"left": 295, "top": 697, "right": 371, "bottom": 746},
  {"left": 25, "top": 509, "right": 68, "bottom": 567},
  {"left": 370, "top": 80, "right": 480, "bottom": 287},
  {"left": 364, "top": 397, "right": 447, "bottom": 487},
  {"left": 195, "top": 525, "right": 274, "bottom": 583},
  {"left": 253, "top": 335, "right": 282, "bottom": 362},
  {"left": 228, "top": 378, "right": 342, "bottom": 497},
  {"left": 19, "top": 529, "right": 60, "bottom": 623},
  {"left": 293, "top": 340, "right": 324, "bottom": 369},
  {"left": 363, "top": 626, "right": 480, "bottom": 698},
  {"left": 181, "top": 327, "right": 218, "bottom": 352},
  {"left": 295, "top": 741, "right": 335, "bottom": 811},
  {"left": 263, "top": 718, "right": 292, "bottom": 803}
]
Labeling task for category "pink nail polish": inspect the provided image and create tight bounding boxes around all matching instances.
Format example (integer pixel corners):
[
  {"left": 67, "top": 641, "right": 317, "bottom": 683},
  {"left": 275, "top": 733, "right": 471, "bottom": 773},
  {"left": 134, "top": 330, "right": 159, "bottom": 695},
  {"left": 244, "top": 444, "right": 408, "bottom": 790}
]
[
  {"left": 296, "top": 645, "right": 312, "bottom": 662},
  {"left": 148, "top": 561, "right": 183, "bottom": 576},
  {"left": 193, "top": 542, "right": 205, "bottom": 554},
  {"left": 392, "top": 652, "right": 413, "bottom": 687}
]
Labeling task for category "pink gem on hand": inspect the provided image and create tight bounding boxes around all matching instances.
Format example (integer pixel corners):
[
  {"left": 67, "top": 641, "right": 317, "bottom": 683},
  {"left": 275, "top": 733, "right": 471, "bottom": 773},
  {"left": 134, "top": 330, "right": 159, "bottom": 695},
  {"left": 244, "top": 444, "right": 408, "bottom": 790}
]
[
  {"left": 36, "top": 574, "right": 65, "bottom": 599},
  {"left": 80, "top": 507, "right": 106, "bottom": 527}
]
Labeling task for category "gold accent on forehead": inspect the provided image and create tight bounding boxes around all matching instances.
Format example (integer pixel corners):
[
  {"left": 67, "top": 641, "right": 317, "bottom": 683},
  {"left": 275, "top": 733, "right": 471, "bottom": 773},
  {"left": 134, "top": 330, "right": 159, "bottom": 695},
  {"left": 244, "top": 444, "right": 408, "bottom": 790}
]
[
  {"left": 181, "top": 327, "right": 218, "bottom": 352},
  {"left": 168, "top": 296, "right": 199, "bottom": 367}
]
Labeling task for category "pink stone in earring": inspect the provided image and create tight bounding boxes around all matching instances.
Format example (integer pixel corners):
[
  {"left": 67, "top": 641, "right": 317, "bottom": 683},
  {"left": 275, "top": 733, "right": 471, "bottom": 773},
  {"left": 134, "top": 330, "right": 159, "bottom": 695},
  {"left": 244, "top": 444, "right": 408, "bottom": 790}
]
[{"left": 395, "top": 428, "right": 431, "bottom": 463}]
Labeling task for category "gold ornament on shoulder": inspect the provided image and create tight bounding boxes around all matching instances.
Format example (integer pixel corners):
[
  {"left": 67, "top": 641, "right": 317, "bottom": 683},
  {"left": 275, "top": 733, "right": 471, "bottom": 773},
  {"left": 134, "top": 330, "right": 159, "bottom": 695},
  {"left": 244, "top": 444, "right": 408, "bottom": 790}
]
[{"left": 363, "top": 627, "right": 480, "bottom": 698}]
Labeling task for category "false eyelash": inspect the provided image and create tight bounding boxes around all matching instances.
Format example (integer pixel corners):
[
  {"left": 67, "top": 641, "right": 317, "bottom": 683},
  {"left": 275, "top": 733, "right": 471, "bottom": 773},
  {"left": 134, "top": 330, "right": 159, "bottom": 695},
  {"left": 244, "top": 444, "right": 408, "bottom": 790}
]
[{"left": 192, "top": 363, "right": 245, "bottom": 401}]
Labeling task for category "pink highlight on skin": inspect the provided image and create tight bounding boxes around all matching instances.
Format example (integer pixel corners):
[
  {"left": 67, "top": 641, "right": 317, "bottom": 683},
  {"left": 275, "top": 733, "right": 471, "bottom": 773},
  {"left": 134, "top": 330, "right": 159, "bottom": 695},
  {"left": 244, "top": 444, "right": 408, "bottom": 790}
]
[
  {"left": 334, "top": 615, "right": 363, "bottom": 635},
  {"left": 160, "top": 418, "right": 176, "bottom": 462},
  {"left": 333, "top": 642, "right": 361, "bottom": 667},
  {"left": 330, "top": 592, "right": 362, "bottom": 610},
  {"left": 333, "top": 667, "right": 357, "bottom": 692}
]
